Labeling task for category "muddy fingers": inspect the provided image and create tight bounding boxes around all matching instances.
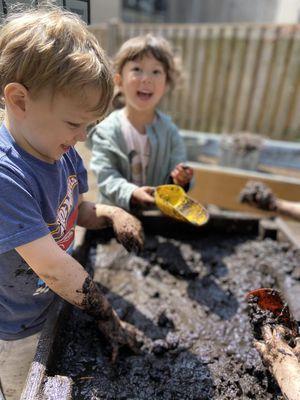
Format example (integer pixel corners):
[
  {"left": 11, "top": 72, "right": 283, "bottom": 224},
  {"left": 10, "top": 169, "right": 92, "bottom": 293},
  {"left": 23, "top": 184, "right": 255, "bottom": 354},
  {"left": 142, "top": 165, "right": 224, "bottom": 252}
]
[
  {"left": 98, "top": 317, "right": 144, "bottom": 363},
  {"left": 116, "top": 229, "right": 144, "bottom": 254},
  {"left": 110, "top": 209, "right": 144, "bottom": 253},
  {"left": 254, "top": 340, "right": 272, "bottom": 365}
]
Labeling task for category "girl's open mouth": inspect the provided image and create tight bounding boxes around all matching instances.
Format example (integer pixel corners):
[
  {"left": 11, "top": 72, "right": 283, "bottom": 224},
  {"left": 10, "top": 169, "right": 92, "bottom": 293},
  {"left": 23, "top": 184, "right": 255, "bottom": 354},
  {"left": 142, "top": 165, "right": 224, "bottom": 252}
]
[{"left": 137, "top": 91, "right": 153, "bottom": 100}]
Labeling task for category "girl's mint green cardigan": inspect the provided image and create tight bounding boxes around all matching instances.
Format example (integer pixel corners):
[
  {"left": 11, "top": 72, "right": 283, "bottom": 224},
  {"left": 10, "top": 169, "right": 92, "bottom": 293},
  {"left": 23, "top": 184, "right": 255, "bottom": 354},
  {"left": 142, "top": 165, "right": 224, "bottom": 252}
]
[{"left": 88, "top": 109, "right": 187, "bottom": 210}]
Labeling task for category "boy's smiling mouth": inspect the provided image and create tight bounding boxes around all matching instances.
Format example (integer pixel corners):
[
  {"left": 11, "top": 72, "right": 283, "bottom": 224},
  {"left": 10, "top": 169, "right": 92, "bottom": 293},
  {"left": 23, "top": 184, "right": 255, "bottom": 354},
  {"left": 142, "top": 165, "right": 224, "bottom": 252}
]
[{"left": 61, "top": 144, "right": 71, "bottom": 152}]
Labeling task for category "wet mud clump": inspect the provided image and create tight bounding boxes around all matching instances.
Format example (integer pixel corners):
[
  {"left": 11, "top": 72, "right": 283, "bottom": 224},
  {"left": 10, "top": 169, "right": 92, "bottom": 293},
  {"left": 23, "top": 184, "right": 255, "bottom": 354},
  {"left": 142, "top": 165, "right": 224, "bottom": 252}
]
[
  {"left": 50, "top": 232, "right": 300, "bottom": 399},
  {"left": 221, "top": 132, "right": 263, "bottom": 155},
  {"left": 247, "top": 294, "right": 283, "bottom": 341},
  {"left": 240, "top": 181, "right": 277, "bottom": 211}
]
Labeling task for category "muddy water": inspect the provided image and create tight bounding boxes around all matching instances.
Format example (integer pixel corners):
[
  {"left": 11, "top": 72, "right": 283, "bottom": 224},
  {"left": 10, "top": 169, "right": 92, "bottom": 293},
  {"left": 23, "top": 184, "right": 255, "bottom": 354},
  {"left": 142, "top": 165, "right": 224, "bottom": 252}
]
[{"left": 51, "top": 232, "right": 300, "bottom": 399}]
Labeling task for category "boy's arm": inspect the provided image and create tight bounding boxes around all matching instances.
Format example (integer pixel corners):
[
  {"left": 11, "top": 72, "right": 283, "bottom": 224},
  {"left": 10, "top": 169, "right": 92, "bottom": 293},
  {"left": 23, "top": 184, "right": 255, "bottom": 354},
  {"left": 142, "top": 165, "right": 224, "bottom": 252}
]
[
  {"left": 16, "top": 234, "right": 142, "bottom": 361},
  {"left": 77, "top": 196, "right": 144, "bottom": 253}
]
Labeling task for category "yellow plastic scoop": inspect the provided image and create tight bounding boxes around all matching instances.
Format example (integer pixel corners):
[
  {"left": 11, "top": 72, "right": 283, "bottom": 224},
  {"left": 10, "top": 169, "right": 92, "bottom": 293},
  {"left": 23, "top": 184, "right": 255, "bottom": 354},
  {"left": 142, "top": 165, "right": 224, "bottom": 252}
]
[{"left": 154, "top": 185, "right": 209, "bottom": 226}]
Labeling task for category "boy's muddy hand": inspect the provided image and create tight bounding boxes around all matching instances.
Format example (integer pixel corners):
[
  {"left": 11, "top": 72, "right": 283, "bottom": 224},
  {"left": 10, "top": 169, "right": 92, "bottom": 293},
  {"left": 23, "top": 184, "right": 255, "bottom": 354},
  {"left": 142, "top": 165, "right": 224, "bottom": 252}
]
[
  {"left": 110, "top": 208, "right": 144, "bottom": 252},
  {"left": 171, "top": 163, "right": 193, "bottom": 187},
  {"left": 131, "top": 186, "right": 155, "bottom": 207},
  {"left": 98, "top": 315, "right": 144, "bottom": 363}
]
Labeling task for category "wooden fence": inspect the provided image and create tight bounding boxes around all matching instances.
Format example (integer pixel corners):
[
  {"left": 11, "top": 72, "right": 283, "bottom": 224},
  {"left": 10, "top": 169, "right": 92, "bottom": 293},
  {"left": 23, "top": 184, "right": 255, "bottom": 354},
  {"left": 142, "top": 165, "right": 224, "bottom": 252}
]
[{"left": 89, "top": 23, "right": 300, "bottom": 140}]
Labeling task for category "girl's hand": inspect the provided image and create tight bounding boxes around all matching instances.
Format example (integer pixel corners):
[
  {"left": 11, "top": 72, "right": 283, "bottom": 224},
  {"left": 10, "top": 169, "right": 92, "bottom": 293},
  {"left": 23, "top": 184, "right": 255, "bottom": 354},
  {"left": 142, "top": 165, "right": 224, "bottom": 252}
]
[
  {"left": 171, "top": 163, "right": 194, "bottom": 187},
  {"left": 131, "top": 186, "right": 155, "bottom": 207}
]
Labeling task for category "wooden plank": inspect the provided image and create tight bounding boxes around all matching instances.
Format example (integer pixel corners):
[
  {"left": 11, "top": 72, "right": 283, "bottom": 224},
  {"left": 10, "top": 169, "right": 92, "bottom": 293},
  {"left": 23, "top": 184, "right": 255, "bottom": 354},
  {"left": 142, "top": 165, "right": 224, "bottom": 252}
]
[
  {"left": 242, "top": 27, "right": 266, "bottom": 130},
  {"left": 182, "top": 27, "right": 197, "bottom": 129},
  {"left": 276, "top": 218, "right": 300, "bottom": 249},
  {"left": 195, "top": 26, "right": 211, "bottom": 131},
  {"left": 216, "top": 26, "right": 237, "bottom": 133},
  {"left": 250, "top": 28, "right": 278, "bottom": 133},
  {"left": 228, "top": 26, "right": 251, "bottom": 132},
  {"left": 233, "top": 27, "right": 260, "bottom": 132},
  {"left": 159, "top": 26, "right": 174, "bottom": 115},
  {"left": 282, "top": 220, "right": 300, "bottom": 252},
  {"left": 282, "top": 28, "right": 300, "bottom": 140},
  {"left": 269, "top": 26, "right": 296, "bottom": 137},
  {"left": 179, "top": 27, "right": 193, "bottom": 128},
  {"left": 263, "top": 27, "right": 296, "bottom": 137},
  {"left": 201, "top": 26, "right": 221, "bottom": 131},
  {"left": 189, "top": 162, "right": 300, "bottom": 214},
  {"left": 288, "top": 79, "right": 300, "bottom": 139},
  {"left": 168, "top": 27, "right": 184, "bottom": 123},
  {"left": 206, "top": 26, "right": 225, "bottom": 132},
  {"left": 189, "top": 28, "right": 204, "bottom": 131}
]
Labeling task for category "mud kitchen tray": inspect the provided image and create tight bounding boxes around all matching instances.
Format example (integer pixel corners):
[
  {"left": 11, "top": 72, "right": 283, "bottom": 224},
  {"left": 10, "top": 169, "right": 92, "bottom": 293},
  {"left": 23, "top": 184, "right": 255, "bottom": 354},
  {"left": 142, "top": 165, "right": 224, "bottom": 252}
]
[{"left": 21, "top": 211, "right": 300, "bottom": 400}]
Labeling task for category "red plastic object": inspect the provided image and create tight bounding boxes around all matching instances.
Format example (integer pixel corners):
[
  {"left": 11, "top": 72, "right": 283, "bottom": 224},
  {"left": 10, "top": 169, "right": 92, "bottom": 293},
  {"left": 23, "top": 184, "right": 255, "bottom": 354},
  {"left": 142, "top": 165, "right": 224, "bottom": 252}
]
[{"left": 246, "top": 288, "right": 298, "bottom": 337}]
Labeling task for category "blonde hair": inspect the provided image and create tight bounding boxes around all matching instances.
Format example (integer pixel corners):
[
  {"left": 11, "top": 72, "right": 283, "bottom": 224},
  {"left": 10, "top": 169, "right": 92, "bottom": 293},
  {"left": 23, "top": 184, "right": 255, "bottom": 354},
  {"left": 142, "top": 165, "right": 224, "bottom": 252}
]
[
  {"left": 113, "top": 34, "right": 182, "bottom": 109},
  {"left": 0, "top": 5, "right": 113, "bottom": 118}
]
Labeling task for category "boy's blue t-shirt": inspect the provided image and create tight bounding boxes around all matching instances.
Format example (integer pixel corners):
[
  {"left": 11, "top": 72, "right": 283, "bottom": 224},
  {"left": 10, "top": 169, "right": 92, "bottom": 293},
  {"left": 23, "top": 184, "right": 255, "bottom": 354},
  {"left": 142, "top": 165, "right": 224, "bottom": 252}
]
[{"left": 0, "top": 124, "right": 88, "bottom": 340}]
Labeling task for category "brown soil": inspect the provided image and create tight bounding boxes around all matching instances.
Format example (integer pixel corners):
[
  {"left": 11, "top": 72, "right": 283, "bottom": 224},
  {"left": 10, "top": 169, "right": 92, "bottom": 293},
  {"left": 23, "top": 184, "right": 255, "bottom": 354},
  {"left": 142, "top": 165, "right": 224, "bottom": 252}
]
[{"left": 49, "top": 230, "right": 300, "bottom": 399}]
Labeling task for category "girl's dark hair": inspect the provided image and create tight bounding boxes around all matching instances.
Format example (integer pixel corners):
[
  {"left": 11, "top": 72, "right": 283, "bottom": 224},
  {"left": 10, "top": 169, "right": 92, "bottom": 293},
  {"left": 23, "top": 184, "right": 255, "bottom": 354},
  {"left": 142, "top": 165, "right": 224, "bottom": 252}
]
[{"left": 112, "top": 34, "right": 182, "bottom": 109}]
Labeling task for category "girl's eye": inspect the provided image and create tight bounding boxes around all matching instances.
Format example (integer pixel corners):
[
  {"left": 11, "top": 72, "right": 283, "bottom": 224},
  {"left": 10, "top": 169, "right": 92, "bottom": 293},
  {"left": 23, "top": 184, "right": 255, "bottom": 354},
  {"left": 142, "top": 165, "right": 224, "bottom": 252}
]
[
  {"left": 132, "top": 66, "right": 141, "bottom": 72},
  {"left": 153, "top": 69, "right": 162, "bottom": 75}
]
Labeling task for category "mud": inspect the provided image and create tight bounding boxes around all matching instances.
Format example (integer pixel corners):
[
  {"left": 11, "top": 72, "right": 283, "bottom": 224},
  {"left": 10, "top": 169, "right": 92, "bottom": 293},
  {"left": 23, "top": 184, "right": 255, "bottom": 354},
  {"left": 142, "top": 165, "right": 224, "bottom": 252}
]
[
  {"left": 79, "top": 276, "right": 113, "bottom": 321},
  {"left": 221, "top": 132, "right": 263, "bottom": 155},
  {"left": 50, "top": 231, "right": 300, "bottom": 399},
  {"left": 240, "top": 181, "right": 277, "bottom": 211}
]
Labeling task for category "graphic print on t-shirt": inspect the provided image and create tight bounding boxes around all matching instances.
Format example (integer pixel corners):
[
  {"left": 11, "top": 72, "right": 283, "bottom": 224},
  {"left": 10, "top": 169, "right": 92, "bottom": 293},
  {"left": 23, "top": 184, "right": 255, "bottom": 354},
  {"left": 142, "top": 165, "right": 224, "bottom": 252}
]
[
  {"left": 33, "top": 175, "right": 78, "bottom": 295},
  {"left": 47, "top": 175, "right": 78, "bottom": 251}
]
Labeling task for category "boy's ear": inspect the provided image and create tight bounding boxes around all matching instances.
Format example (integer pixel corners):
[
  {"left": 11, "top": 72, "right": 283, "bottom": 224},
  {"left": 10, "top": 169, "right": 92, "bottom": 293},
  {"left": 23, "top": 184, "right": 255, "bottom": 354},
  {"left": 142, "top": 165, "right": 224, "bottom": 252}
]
[
  {"left": 114, "top": 73, "right": 122, "bottom": 88},
  {"left": 4, "top": 83, "right": 29, "bottom": 118}
]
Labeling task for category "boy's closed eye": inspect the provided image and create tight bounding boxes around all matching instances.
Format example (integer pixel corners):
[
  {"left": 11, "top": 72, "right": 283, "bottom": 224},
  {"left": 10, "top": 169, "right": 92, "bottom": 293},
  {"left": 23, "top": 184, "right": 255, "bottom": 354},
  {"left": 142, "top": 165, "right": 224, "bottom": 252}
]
[{"left": 66, "top": 121, "right": 81, "bottom": 129}]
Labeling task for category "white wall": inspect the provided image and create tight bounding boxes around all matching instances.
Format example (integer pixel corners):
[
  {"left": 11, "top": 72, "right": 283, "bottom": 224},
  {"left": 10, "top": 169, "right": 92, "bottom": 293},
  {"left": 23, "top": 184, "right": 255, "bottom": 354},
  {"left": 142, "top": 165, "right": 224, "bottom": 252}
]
[
  {"left": 275, "top": 0, "right": 300, "bottom": 22},
  {"left": 166, "top": 0, "right": 300, "bottom": 23},
  {"left": 90, "top": 0, "right": 121, "bottom": 24}
]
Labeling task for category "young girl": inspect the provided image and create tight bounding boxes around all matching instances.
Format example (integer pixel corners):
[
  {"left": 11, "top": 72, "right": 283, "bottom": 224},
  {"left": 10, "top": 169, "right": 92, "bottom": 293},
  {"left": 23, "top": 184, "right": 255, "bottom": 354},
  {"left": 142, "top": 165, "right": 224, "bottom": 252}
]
[{"left": 89, "top": 34, "right": 193, "bottom": 211}]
